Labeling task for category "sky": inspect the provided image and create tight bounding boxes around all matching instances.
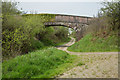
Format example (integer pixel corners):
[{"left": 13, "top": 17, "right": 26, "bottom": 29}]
[
  {"left": 13, "top": 0, "right": 112, "bottom": 2},
  {"left": 14, "top": 0, "right": 107, "bottom": 17}
]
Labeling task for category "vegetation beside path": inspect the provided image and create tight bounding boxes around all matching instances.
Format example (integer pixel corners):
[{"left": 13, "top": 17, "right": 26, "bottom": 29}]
[
  {"left": 2, "top": 0, "right": 120, "bottom": 79},
  {"left": 2, "top": 47, "right": 84, "bottom": 78},
  {"left": 68, "top": 34, "right": 118, "bottom": 52},
  {"left": 67, "top": 0, "right": 120, "bottom": 53}
]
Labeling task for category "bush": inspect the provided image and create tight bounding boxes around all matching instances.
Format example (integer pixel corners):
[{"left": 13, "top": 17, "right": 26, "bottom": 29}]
[
  {"left": 100, "top": 0, "right": 120, "bottom": 30},
  {"left": 2, "top": 15, "right": 28, "bottom": 59},
  {"left": 2, "top": 1, "right": 21, "bottom": 15},
  {"left": 86, "top": 17, "right": 110, "bottom": 35},
  {"left": 2, "top": 1, "right": 70, "bottom": 60},
  {"left": 85, "top": 0, "right": 120, "bottom": 38}
]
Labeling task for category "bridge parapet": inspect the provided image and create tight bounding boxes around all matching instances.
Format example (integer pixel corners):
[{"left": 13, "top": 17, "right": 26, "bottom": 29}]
[{"left": 55, "top": 14, "right": 92, "bottom": 24}]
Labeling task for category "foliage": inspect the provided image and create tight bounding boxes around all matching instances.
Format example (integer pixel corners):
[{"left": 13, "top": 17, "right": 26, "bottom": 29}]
[
  {"left": 85, "top": 0, "right": 120, "bottom": 41},
  {"left": 2, "top": 1, "right": 73, "bottom": 78},
  {"left": 2, "top": 1, "right": 70, "bottom": 60},
  {"left": 68, "top": 34, "right": 118, "bottom": 52},
  {"left": 2, "top": 47, "right": 78, "bottom": 78},
  {"left": 2, "top": 15, "right": 69, "bottom": 60},
  {"left": 22, "top": 14, "right": 56, "bottom": 22},
  {"left": 67, "top": 0, "right": 119, "bottom": 52},
  {"left": 36, "top": 26, "right": 69, "bottom": 46},
  {"left": 100, "top": 0, "right": 120, "bottom": 30},
  {"left": 2, "top": 1, "right": 21, "bottom": 15},
  {"left": 2, "top": 15, "right": 28, "bottom": 58},
  {"left": 86, "top": 17, "right": 111, "bottom": 35}
]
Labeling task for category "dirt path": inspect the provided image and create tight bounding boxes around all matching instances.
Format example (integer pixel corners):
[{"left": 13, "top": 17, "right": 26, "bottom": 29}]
[
  {"left": 56, "top": 37, "right": 118, "bottom": 78},
  {"left": 56, "top": 37, "right": 118, "bottom": 55},
  {"left": 56, "top": 37, "right": 75, "bottom": 52}
]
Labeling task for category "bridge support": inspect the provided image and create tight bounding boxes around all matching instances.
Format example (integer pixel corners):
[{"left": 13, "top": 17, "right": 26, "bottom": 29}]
[{"left": 75, "top": 24, "right": 88, "bottom": 41}]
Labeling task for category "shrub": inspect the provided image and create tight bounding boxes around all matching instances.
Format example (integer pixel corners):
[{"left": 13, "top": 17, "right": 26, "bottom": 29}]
[{"left": 2, "top": 1, "right": 70, "bottom": 60}]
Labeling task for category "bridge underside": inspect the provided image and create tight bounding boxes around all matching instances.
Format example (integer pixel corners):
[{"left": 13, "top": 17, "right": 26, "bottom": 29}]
[
  {"left": 44, "top": 22, "right": 89, "bottom": 41},
  {"left": 45, "top": 24, "right": 68, "bottom": 27}
]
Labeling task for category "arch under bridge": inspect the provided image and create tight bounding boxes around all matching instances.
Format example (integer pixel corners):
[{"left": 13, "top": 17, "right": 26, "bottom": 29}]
[{"left": 44, "top": 14, "right": 93, "bottom": 40}]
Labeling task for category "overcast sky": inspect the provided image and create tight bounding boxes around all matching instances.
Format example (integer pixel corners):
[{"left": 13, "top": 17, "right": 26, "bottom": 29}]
[
  {"left": 11, "top": 0, "right": 109, "bottom": 17},
  {"left": 13, "top": 0, "right": 112, "bottom": 2}
]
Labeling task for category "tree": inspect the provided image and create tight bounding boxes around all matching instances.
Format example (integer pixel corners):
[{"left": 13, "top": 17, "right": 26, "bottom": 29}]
[
  {"left": 100, "top": 0, "right": 120, "bottom": 30},
  {"left": 2, "top": 1, "right": 21, "bottom": 15}
]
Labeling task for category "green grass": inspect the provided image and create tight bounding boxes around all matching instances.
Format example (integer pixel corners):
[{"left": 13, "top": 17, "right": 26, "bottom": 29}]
[
  {"left": 2, "top": 47, "right": 80, "bottom": 78},
  {"left": 77, "top": 62, "right": 85, "bottom": 66},
  {"left": 55, "top": 37, "right": 71, "bottom": 46},
  {"left": 68, "top": 34, "right": 118, "bottom": 52}
]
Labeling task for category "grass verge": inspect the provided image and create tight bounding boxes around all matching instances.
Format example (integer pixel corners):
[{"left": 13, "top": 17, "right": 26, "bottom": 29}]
[
  {"left": 2, "top": 47, "right": 81, "bottom": 78},
  {"left": 68, "top": 34, "right": 118, "bottom": 52}
]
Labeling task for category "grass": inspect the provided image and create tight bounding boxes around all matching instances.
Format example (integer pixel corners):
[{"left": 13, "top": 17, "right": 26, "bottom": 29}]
[
  {"left": 55, "top": 37, "right": 71, "bottom": 46},
  {"left": 77, "top": 62, "right": 85, "bottom": 66},
  {"left": 68, "top": 34, "right": 118, "bottom": 52},
  {"left": 2, "top": 47, "right": 81, "bottom": 78}
]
